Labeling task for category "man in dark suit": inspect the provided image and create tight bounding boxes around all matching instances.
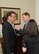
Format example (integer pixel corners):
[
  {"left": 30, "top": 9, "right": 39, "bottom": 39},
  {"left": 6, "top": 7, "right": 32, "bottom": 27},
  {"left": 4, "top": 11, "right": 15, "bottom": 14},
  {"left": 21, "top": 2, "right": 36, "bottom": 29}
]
[
  {"left": 15, "top": 12, "right": 30, "bottom": 53},
  {"left": 21, "top": 12, "right": 30, "bottom": 52},
  {"left": 2, "top": 11, "right": 17, "bottom": 54}
]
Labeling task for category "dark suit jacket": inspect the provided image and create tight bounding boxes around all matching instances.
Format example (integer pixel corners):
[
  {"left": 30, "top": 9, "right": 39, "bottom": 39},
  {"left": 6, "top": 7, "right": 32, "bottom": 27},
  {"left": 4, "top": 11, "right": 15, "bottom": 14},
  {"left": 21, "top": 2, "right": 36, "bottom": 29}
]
[
  {"left": 22, "top": 34, "right": 39, "bottom": 54},
  {"left": 2, "top": 21, "right": 17, "bottom": 54}
]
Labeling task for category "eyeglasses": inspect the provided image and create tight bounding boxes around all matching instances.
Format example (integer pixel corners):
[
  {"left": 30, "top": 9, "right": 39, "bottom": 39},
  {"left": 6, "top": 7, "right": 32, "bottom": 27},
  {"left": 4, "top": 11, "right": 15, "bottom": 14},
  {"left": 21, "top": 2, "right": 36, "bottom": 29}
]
[{"left": 10, "top": 15, "right": 16, "bottom": 18}]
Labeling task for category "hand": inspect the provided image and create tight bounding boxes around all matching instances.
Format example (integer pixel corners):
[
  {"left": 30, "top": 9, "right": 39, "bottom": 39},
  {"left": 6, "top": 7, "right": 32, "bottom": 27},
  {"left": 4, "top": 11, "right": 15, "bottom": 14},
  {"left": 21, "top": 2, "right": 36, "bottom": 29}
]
[
  {"left": 15, "top": 25, "right": 20, "bottom": 30},
  {"left": 22, "top": 47, "right": 27, "bottom": 52}
]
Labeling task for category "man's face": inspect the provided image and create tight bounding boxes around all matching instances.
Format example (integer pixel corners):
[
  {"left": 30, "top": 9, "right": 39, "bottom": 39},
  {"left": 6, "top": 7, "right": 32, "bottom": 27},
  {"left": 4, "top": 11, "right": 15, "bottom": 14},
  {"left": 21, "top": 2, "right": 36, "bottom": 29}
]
[
  {"left": 22, "top": 15, "right": 30, "bottom": 22},
  {"left": 10, "top": 13, "right": 16, "bottom": 24}
]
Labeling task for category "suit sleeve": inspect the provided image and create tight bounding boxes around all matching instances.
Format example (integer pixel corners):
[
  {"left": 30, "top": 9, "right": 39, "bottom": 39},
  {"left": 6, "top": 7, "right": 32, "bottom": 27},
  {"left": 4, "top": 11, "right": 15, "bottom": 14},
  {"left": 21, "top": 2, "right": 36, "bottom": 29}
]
[
  {"left": 15, "top": 29, "right": 26, "bottom": 36},
  {"left": 3, "top": 25, "right": 11, "bottom": 54}
]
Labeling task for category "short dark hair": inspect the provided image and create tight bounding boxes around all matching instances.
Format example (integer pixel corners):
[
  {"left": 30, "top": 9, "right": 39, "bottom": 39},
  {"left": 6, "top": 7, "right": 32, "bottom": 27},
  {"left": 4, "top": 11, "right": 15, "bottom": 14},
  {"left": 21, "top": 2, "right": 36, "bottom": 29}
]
[
  {"left": 2, "top": 16, "right": 7, "bottom": 23},
  {"left": 22, "top": 12, "right": 30, "bottom": 17},
  {"left": 7, "top": 11, "right": 16, "bottom": 18},
  {"left": 26, "top": 19, "right": 38, "bottom": 37}
]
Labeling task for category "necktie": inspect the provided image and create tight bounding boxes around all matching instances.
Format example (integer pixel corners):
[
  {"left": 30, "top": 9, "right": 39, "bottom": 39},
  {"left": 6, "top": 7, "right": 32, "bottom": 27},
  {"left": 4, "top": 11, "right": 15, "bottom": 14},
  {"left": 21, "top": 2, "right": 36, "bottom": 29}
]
[
  {"left": 12, "top": 24, "right": 16, "bottom": 34},
  {"left": 23, "top": 24, "right": 26, "bottom": 31}
]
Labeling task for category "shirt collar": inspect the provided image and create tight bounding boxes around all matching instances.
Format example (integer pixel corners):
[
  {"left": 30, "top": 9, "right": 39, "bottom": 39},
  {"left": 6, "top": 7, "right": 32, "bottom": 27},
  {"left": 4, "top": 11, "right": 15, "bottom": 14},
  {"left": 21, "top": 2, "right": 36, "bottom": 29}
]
[{"left": 25, "top": 19, "right": 30, "bottom": 25}]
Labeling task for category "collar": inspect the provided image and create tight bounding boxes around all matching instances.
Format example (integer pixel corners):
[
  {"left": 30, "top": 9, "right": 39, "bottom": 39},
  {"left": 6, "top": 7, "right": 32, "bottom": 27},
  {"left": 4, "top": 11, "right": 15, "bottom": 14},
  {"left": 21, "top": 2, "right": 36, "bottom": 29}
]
[{"left": 25, "top": 19, "right": 30, "bottom": 25}]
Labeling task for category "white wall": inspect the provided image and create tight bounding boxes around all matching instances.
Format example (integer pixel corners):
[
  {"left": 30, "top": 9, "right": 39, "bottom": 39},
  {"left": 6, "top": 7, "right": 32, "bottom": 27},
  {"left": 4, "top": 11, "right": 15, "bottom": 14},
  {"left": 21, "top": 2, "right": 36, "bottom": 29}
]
[
  {"left": 35, "top": 0, "right": 39, "bottom": 25},
  {"left": 0, "top": 0, "right": 35, "bottom": 28}
]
